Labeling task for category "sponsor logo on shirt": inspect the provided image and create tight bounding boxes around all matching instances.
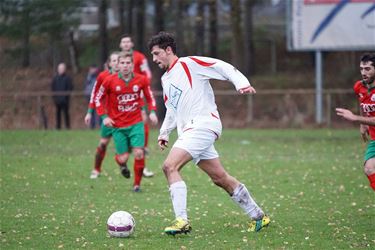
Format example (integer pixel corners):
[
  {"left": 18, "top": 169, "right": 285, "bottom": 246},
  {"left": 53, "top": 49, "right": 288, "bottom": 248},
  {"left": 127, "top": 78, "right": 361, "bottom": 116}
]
[
  {"left": 118, "top": 102, "right": 138, "bottom": 112},
  {"left": 169, "top": 84, "right": 182, "bottom": 109},
  {"left": 361, "top": 103, "right": 375, "bottom": 113},
  {"left": 117, "top": 93, "right": 139, "bottom": 104}
]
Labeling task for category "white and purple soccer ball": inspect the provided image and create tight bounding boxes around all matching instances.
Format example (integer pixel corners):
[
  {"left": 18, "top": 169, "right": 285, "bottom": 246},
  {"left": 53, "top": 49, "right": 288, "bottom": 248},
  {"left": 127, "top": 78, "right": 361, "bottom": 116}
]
[{"left": 107, "top": 211, "right": 135, "bottom": 238}]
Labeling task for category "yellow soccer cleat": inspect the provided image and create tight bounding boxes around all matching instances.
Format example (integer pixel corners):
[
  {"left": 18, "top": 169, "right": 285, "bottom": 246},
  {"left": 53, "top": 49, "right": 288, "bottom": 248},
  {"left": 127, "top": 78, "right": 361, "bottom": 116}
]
[
  {"left": 164, "top": 218, "right": 192, "bottom": 235},
  {"left": 248, "top": 215, "right": 270, "bottom": 232}
]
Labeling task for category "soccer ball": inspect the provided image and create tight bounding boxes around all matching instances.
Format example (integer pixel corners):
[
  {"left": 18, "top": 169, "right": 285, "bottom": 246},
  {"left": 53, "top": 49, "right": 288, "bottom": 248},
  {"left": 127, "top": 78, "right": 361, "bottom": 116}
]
[{"left": 107, "top": 211, "right": 135, "bottom": 238}]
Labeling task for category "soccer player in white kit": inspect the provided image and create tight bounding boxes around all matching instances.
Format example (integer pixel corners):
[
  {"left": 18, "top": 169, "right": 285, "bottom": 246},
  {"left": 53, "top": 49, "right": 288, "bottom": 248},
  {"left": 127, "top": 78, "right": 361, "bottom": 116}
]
[{"left": 148, "top": 32, "right": 270, "bottom": 235}]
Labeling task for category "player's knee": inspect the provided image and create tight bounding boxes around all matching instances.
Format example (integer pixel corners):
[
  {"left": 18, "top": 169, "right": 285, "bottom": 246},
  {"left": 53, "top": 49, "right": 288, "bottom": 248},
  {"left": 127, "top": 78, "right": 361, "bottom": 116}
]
[
  {"left": 134, "top": 149, "right": 144, "bottom": 160},
  {"left": 364, "top": 162, "right": 375, "bottom": 175},
  {"left": 211, "top": 172, "right": 228, "bottom": 188},
  {"left": 162, "top": 161, "right": 177, "bottom": 176},
  {"left": 115, "top": 154, "right": 128, "bottom": 165}
]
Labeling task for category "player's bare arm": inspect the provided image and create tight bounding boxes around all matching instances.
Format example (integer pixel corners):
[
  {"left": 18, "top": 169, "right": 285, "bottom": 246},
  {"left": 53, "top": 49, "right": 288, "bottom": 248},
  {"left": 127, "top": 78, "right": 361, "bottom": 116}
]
[
  {"left": 239, "top": 86, "right": 256, "bottom": 94},
  {"left": 336, "top": 108, "right": 375, "bottom": 126},
  {"left": 357, "top": 108, "right": 370, "bottom": 142},
  {"left": 149, "top": 112, "right": 158, "bottom": 126},
  {"left": 158, "top": 137, "right": 168, "bottom": 150},
  {"left": 84, "top": 113, "right": 92, "bottom": 125},
  {"left": 141, "top": 83, "right": 158, "bottom": 126},
  {"left": 158, "top": 140, "right": 168, "bottom": 150},
  {"left": 103, "top": 117, "right": 115, "bottom": 127}
]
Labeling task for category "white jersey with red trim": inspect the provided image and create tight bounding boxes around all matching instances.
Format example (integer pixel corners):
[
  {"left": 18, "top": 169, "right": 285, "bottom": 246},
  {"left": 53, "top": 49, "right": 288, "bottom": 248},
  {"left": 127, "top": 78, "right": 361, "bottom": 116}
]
[{"left": 159, "top": 56, "right": 251, "bottom": 141}]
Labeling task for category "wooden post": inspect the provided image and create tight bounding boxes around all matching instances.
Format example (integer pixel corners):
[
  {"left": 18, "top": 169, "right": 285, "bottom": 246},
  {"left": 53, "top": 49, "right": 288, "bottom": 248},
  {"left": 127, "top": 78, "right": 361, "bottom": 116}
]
[
  {"left": 246, "top": 95, "right": 253, "bottom": 125},
  {"left": 270, "top": 39, "right": 277, "bottom": 74},
  {"left": 326, "top": 93, "right": 331, "bottom": 127}
]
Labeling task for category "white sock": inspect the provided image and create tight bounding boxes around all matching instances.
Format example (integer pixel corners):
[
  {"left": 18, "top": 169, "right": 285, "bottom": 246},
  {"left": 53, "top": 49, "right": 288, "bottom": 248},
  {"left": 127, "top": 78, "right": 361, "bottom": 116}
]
[
  {"left": 169, "top": 181, "right": 188, "bottom": 220},
  {"left": 231, "top": 183, "right": 264, "bottom": 220}
]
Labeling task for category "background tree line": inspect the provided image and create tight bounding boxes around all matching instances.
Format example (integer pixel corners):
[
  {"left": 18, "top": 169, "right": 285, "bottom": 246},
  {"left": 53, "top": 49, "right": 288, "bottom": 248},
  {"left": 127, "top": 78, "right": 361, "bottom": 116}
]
[
  {"left": 0, "top": 0, "right": 364, "bottom": 92},
  {"left": 0, "top": 0, "right": 368, "bottom": 129},
  {"left": 1, "top": 0, "right": 262, "bottom": 77}
]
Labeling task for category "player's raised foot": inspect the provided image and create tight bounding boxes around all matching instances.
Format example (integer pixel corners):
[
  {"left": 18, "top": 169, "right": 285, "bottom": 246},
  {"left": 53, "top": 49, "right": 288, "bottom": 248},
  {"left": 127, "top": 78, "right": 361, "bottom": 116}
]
[
  {"left": 120, "top": 165, "right": 130, "bottom": 179},
  {"left": 143, "top": 167, "right": 154, "bottom": 177},
  {"left": 248, "top": 215, "right": 270, "bottom": 232},
  {"left": 133, "top": 185, "right": 141, "bottom": 192},
  {"left": 164, "top": 218, "right": 191, "bottom": 235},
  {"left": 90, "top": 169, "right": 100, "bottom": 179}
]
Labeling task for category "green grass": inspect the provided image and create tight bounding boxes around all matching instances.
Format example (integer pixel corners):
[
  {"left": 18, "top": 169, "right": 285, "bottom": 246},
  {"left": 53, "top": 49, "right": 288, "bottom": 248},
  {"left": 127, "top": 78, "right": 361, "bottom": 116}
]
[{"left": 0, "top": 129, "right": 374, "bottom": 249}]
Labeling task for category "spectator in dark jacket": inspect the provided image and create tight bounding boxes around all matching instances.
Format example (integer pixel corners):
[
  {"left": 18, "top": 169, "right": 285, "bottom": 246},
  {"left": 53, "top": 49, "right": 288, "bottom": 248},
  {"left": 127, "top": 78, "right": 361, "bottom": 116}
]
[{"left": 51, "top": 63, "right": 73, "bottom": 129}]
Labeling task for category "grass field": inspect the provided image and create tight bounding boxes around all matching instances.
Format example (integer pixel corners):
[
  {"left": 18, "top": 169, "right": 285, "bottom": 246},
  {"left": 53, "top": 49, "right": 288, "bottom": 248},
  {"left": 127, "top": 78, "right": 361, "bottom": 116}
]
[{"left": 0, "top": 129, "right": 374, "bottom": 249}]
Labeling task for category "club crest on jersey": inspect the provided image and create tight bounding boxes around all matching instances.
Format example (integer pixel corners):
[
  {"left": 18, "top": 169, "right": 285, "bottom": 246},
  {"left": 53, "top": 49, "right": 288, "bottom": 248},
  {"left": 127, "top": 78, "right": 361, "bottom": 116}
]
[
  {"left": 359, "top": 93, "right": 363, "bottom": 98},
  {"left": 169, "top": 84, "right": 182, "bottom": 109},
  {"left": 133, "top": 85, "right": 139, "bottom": 92},
  {"left": 371, "top": 94, "right": 375, "bottom": 102},
  {"left": 116, "top": 86, "right": 121, "bottom": 92}
]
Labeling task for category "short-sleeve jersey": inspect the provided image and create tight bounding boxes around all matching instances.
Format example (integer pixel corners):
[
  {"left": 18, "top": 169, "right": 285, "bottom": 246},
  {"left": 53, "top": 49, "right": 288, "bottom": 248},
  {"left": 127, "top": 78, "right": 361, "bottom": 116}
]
[
  {"left": 88, "top": 70, "right": 111, "bottom": 110},
  {"left": 354, "top": 80, "right": 375, "bottom": 140},
  {"left": 159, "top": 56, "right": 251, "bottom": 139},
  {"left": 95, "top": 73, "right": 156, "bottom": 128}
]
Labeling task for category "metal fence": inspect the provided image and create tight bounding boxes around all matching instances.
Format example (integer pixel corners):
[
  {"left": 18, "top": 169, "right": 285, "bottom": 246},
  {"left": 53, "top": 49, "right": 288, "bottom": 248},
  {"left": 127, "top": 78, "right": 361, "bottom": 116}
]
[{"left": 0, "top": 89, "right": 356, "bottom": 130}]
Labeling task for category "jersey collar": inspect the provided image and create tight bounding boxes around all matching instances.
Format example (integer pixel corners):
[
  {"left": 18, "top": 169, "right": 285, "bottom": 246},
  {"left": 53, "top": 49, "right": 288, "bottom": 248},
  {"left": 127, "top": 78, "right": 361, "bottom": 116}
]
[
  {"left": 118, "top": 72, "right": 134, "bottom": 85},
  {"left": 167, "top": 58, "right": 179, "bottom": 73},
  {"left": 362, "top": 80, "right": 375, "bottom": 93}
]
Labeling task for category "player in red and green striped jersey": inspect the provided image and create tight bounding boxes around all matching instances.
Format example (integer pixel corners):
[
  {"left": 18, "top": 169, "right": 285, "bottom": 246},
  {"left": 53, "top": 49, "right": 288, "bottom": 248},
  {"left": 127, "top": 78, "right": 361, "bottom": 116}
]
[
  {"left": 95, "top": 52, "right": 158, "bottom": 192},
  {"left": 119, "top": 34, "right": 157, "bottom": 178},
  {"left": 84, "top": 51, "right": 120, "bottom": 179},
  {"left": 337, "top": 53, "right": 375, "bottom": 191}
]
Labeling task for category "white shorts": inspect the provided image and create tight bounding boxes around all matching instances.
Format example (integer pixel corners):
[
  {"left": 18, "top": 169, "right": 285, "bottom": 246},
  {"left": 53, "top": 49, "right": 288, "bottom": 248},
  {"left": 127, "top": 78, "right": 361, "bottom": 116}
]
[{"left": 173, "top": 128, "right": 219, "bottom": 164}]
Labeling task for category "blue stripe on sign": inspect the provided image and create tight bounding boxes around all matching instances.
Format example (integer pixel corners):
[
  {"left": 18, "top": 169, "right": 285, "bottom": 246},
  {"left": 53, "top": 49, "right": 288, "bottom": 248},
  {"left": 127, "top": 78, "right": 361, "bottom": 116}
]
[
  {"left": 361, "top": 3, "right": 375, "bottom": 19},
  {"left": 310, "top": 0, "right": 350, "bottom": 43}
]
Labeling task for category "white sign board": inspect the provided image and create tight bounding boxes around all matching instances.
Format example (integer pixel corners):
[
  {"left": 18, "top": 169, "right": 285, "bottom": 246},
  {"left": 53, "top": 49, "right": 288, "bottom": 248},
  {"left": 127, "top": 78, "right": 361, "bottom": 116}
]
[{"left": 290, "top": 0, "right": 375, "bottom": 50}]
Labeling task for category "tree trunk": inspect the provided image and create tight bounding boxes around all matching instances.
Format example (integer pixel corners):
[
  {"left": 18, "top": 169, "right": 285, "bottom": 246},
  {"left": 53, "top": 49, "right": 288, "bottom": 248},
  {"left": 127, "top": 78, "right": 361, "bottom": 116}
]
[
  {"left": 175, "top": 0, "right": 185, "bottom": 55},
  {"left": 153, "top": 0, "right": 166, "bottom": 121},
  {"left": 118, "top": 0, "right": 125, "bottom": 34},
  {"left": 230, "top": 0, "right": 244, "bottom": 71},
  {"left": 21, "top": 9, "right": 30, "bottom": 67},
  {"left": 244, "top": 0, "right": 255, "bottom": 76},
  {"left": 208, "top": 0, "right": 217, "bottom": 58},
  {"left": 155, "top": 0, "right": 164, "bottom": 32},
  {"left": 68, "top": 30, "right": 79, "bottom": 73},
  {"left": 99, "top": 0, "right": 108, "bottom": 69},
  {"left": 134, "top": 0, "right": 145, "bottom": 52},
  {"left": 195, "top": 0, "right": 205, "bottom": 55},
  {"left": 126, "top": 0, "right": 133, "bottom": 34}
]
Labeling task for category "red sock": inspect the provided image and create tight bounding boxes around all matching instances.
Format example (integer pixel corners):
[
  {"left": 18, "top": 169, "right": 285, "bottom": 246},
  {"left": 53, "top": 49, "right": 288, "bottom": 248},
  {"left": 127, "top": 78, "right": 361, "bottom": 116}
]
[
  {"left": 94, "top": 145, "right": 107, "bottom": 172},
  {"left": 133, "top": 158, "right": 145, "bottom": 186},
  {"left": 144, "top": 123, "right": 149, "bottom": 148},
  {"left": 367, "top": 173, "right": 375, "bottom": 191}
]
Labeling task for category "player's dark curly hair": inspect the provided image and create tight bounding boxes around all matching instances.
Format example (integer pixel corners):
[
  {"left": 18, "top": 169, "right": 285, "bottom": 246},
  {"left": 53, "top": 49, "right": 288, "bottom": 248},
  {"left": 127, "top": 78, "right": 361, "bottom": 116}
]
[
  {"left": 360, "top": 53, "right": 375, "bottom": 67},
  {"left": 148, "top": 31, "right": 177, "bottom": 54}
]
